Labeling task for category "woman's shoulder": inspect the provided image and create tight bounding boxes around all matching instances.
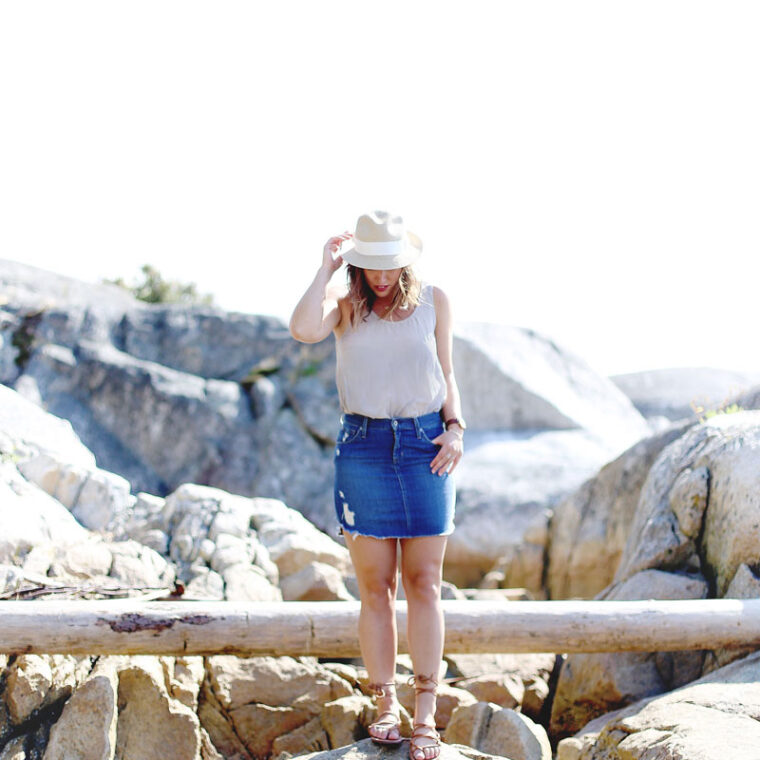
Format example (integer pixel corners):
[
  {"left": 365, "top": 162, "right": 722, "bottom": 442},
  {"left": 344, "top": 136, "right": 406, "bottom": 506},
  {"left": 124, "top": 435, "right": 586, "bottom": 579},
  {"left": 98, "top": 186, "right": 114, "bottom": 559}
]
[{"left": 420, "top": 283, "right": 449, "bottom": 310}]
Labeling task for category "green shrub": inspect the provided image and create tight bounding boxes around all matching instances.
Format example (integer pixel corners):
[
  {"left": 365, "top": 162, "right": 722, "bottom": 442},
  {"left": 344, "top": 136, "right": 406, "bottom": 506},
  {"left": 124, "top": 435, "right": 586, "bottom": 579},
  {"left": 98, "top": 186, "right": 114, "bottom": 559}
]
[
  {"left": 105, "top": 264, "right": 214, "bottom": 305},
  {"left": 690, "top": 399, "right": 743, "bottom": 423}
]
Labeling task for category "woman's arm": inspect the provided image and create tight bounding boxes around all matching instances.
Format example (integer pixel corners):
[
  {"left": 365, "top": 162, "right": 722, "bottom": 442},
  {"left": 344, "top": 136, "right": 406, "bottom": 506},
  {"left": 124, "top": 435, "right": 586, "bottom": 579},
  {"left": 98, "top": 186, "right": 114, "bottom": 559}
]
[
  {"left": 289, "top": 234, "right": 351, "bottom": 343},
  {"left": 430, "top": 286, "right": 465, "bottom": 475}
]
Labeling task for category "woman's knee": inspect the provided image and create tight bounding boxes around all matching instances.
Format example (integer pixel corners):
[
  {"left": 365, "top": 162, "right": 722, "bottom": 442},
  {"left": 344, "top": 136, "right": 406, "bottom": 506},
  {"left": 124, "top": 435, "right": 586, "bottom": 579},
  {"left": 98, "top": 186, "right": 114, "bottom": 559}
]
[
  {"left": 359, "top": 572, "right": 398, "bottom": 607},
  {"left": 402, "top": 568, "right": 441, "bottom": 602}
]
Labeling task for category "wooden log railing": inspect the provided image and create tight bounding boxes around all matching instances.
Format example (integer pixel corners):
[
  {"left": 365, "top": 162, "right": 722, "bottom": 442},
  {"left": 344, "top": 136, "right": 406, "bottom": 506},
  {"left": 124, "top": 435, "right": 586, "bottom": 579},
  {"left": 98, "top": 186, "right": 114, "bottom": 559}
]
[{"left": 2, "top": 599, "right": 760, "bottom": 657}]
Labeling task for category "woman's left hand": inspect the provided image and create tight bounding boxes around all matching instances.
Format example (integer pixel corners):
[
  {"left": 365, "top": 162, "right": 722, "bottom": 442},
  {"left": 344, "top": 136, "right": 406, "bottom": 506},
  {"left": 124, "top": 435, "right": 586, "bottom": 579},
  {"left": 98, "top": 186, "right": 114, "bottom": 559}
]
[{"left": 430, "top": 430, "right": 463, "bottom": 476}]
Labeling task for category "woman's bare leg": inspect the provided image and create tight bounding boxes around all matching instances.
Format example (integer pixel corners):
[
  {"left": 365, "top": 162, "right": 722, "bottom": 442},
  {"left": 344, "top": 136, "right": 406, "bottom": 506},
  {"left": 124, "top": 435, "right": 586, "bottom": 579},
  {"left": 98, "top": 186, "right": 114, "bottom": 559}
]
[
  {"left": 343, "top": 532, "right": 400, "bottom": 741},
  {"left": 400, "top": 535, "right": 447, "bottom": 758}
]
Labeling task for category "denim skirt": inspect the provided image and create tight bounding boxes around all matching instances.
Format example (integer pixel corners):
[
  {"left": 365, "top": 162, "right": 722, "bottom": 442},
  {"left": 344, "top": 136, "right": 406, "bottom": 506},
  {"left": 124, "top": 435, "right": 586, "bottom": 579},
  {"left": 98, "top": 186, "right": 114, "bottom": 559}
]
[{"left": 333, "top": 411, "right": 455, "bottom": 539}]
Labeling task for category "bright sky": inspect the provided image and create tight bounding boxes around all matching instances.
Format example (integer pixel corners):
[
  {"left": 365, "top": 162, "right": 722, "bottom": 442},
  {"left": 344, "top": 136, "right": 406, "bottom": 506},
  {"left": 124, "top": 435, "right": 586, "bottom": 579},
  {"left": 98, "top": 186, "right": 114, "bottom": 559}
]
[{"left": 1, "top": 2, "right": 758, "bottom": 377}]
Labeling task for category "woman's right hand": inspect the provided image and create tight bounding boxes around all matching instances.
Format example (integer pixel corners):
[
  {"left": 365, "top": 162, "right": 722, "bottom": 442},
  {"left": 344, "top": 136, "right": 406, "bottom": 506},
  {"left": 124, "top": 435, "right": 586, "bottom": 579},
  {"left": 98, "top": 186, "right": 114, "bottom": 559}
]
[{"left": 322, "top": 232, "right": 353, "bottom": 274}]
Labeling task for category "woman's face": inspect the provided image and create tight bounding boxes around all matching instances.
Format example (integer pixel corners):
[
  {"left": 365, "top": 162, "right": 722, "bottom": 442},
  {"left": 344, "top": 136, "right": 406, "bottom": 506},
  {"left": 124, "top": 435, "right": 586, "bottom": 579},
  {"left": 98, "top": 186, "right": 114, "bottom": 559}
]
[{"left": 363, "top": 268, "right": 402, "bottom": 298}]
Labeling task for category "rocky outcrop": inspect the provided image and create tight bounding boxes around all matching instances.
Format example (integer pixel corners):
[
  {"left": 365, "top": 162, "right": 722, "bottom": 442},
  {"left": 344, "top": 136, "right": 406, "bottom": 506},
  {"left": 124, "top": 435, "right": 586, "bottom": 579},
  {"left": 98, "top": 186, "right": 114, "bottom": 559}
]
[
  {"left": 2, "top": 259, "right": 651, "bottom": 537},
  {"left": 2, "top": 259, "right": 336, "bottom": 528},
  {"left": 8, "top": 260, "right": 760, "bottom": 758},
  {"left": 0, "top": 653, "right": 495, "bottom": 759},
  {"left": 546, "top": 421, "right": 692, "bottom": 599},
  {"left": 1, "top": 379, "right": 355, "bottom": 604},
  {"left": 549, "top": 410, "right": 760, "bottom": 738},
  {"left": 297, "top": 740, "right": 511, "bottom": 759},
  {"left": 613, "top": 410, "right": 760, "bottom": 595},
  {"left": 557, "top": 650, "right": 760, "bottom": 760}
]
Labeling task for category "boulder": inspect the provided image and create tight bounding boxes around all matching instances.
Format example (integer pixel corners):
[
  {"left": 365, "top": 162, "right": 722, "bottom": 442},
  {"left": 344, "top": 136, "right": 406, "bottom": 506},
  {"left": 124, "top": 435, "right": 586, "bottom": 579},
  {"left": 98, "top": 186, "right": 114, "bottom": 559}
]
[
  {"left": 5, "top": 655, "right": 88, "bottom": 726},
  {"left": 446, "top": 701, "right": 552, "bottom": 760},
  {"left": 521, "top": 677, "right": 551, "bottom": 722},
  {"left": 124, "top": 491, "right": 167, "bottom": 551},
  {"left": 0, "top": 311, "right": 20, "bottom": 388},
  {"left": 250, "top": 497, "right": 350, "bottom": 577},
  {"left": 209, "top": 534, "right": 256, "bottom": 575},
  {"left": 0, "top": 461, "right": 89, "bottom": 562},
  {"left": 18, "top": 450, "right": 135, "bottom": 534},
  {"left": 249, "top": 407, "right": 334, "bottom": 529},
  {"left": 205, "top": 656, "right": 354, "bottom": 714},
  {"left": 610, "top": 367, "right": 760, "bottom": 421},
  {"left": 183, "top": 567, "right": 226, "bottom": 601},
  {"left": 546, "top": 421, "right": 692, "bottom": 599},
  {"left": 456, "top": 674, "right": 525, "bottom": 710},
  {"left": 43, "top": 659, "right": 119, "bottom": 760},
  {"left": 49, "top": 538, "right": 113, "bottom": 580},
  {"left": 320, "top": 694, "right": 378, "bottom": 748},
  {"left": 109, "top": 539, "right": 175, "bottom": 589},
  {"left": 550, "top": 569, "right": 709, "bottom": 738},
  {"left": 446, "top": 654, "right": 556, "bottom": 721},
  {"left": 614, "top": 411, "right": 760, "bottom": 590},
  {"left": 229, "top": 703, "right": 313, "bottom": 759},
  {"left": 547, "top": 411, "right": 760, "bottom": 737},
  {"left": 221, "top": 564, "right": 281, "bottom": 602},
  {"left": 557, "top": 650, "right": 760, "bottom": 760},
  {"left": 115, "top": 658, "right": 203, "bottom": 760},
  {"left": 280, "top": 561, "right": 354, "bottom": 602},
  {"left": 701, "top": 427, "right": 760, "bottom": 596},
  {"left": 453, "top": 322, "right": 649, "bottom": 447},
  {"left": 448, "top": 428, "right": 616, "bottom": 588}
]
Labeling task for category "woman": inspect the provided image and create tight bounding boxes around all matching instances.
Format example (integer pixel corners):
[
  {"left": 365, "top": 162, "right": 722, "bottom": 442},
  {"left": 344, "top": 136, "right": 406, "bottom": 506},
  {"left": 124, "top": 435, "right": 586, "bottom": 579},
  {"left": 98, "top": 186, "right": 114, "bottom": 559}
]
[{"left": 289, "top": 211, "right": 465, "bottom": 760}]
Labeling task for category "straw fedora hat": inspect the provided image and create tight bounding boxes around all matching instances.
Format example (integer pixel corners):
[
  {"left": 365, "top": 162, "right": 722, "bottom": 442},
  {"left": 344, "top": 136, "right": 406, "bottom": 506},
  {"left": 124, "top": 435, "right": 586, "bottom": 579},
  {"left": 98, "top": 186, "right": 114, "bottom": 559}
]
[{"left": 341, "top": 211, "right": 422, "bottom": 270}]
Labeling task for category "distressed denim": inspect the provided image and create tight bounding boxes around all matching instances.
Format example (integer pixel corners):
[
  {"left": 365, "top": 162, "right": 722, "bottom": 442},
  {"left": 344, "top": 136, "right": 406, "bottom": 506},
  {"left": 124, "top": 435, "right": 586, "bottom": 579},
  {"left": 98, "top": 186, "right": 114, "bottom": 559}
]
[{"left": 333, "top": 411, "right": 455, "bottom": 539}]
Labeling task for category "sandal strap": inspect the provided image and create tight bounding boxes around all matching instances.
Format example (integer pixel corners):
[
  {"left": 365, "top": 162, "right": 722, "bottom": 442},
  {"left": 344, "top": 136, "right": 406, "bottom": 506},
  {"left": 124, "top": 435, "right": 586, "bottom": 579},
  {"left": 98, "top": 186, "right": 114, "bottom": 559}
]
[
  {"left": 367, "top": 680, "right": 397, "bottom": 697},
  {"left": 408, "top": 673, "right": 439, "bottom": 694},
  {"left": 410, "top": 722, "right": 441, "bottom": 759},
  {"left": 411, "top": 722, "right": 440, "bottom": 739},
  {"left": 373, "top": 710, "right": 400, "bottom": 725}
]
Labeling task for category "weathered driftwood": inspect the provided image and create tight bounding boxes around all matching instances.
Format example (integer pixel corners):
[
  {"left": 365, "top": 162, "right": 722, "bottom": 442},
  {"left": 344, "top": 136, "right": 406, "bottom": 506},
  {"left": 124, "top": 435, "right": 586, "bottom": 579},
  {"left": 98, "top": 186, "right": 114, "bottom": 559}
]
[{"left": 1, "top": 599, "right": 759, "bottom": 657}]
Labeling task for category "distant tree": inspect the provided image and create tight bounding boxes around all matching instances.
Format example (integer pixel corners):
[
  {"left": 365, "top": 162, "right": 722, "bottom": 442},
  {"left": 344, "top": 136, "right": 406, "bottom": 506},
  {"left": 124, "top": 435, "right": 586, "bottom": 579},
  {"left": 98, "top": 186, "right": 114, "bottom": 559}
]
[{"left": 105, "top": 264, "right": 215, "bottom": 305}]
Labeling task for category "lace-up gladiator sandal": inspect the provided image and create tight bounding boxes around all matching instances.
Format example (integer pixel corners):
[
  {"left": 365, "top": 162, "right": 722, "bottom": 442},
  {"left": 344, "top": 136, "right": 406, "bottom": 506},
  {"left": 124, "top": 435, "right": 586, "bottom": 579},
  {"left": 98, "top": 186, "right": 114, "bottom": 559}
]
[
  {"left": 367, "top": 681, "right": 403, "bottom": 746},
  {"left": 408, "top": 673, "right": 441, "bottom": 760}
]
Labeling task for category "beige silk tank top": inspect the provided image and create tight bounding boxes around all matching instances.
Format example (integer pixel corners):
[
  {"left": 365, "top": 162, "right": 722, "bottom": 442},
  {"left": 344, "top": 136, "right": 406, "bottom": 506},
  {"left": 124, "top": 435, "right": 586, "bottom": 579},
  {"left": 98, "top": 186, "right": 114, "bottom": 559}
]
[{"left": 335, "top": 284, "right": 447, "bottom": 418}]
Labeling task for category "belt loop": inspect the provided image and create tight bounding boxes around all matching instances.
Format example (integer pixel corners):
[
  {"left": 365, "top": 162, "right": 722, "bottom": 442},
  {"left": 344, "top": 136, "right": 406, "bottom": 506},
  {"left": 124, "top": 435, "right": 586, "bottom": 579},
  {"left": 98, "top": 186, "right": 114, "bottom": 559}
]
[
  {"left": 361, "top": 416, "right": 368, "bottom": 438},
  {"left": 413, "top": 416, "right": 423, "bottom": 439}
]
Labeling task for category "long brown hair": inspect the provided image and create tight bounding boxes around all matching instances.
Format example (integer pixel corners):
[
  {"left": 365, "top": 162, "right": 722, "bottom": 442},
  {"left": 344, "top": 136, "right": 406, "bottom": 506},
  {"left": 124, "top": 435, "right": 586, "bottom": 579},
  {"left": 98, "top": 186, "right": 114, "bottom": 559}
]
[{"left": 346, "top": 265, "right": 422, "bottom": 327}]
